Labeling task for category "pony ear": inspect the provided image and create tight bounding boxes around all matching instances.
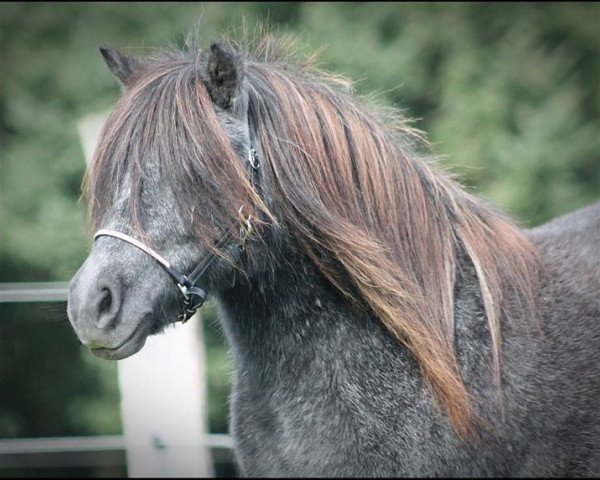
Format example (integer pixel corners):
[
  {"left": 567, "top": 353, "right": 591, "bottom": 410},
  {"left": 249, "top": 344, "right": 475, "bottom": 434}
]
[
  {"left": 99, "top": 46, "right": 140, "bottom": 86},
  {"left": 203, "top": 42, "right": 244, "bottom": 110}
]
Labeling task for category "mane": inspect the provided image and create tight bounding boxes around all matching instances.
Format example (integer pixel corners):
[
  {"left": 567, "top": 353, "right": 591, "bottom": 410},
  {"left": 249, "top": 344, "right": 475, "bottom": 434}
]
[{"left": 84, "top": 32, "right": 541, "bottom": 437}]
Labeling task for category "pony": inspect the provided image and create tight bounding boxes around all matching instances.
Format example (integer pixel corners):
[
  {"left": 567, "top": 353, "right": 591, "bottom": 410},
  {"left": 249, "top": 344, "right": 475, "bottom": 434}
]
[{"left": 67, "top": 32, "right": 600, "bottom": 476}]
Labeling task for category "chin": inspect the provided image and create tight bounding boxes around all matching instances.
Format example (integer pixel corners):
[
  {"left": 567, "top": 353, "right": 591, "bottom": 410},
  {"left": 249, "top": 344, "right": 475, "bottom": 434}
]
[
  {"left": 89, "top": 335, "right": 148, "bottom": 360},
  {"left": 88, "top": 317, "right": 154, "bottom": 360}
]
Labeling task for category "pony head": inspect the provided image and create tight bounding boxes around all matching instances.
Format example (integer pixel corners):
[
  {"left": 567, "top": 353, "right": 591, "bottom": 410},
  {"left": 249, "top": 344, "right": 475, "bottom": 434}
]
[{"left": 68, "top": 41, "right": 267, "bottom": 359}]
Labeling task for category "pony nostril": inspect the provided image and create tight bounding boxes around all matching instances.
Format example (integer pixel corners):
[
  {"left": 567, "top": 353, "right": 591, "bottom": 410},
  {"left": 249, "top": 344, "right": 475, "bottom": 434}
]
[
  {"left": 95, "top": 284, "right": 120, "bottom": 329},
  {"left": 98, "top": 287, "right": 113, "bottom": 316}
]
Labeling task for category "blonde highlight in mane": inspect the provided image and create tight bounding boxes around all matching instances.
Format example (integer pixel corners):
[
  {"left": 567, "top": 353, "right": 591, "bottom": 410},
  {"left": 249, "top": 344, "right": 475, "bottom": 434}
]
[{"left": 85, "top": 32, "right": 541, "bottom": 437}]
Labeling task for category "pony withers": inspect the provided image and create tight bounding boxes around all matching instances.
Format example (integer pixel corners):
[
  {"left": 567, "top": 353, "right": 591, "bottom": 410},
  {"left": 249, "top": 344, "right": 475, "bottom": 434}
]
[{"left": 67, "top": 33, "right": 600, "bottom": 476}]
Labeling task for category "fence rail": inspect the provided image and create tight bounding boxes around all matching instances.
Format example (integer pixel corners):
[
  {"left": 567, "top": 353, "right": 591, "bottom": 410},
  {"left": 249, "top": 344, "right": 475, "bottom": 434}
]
[
  {"left": 0, "top": 435, "right": 233, "bottom": 470},
  {"left": 0, "top": 436, "right": 126, "bottom": 470},
  {"left": 0, "top": 282, "right": 70, "bottom": 303}
]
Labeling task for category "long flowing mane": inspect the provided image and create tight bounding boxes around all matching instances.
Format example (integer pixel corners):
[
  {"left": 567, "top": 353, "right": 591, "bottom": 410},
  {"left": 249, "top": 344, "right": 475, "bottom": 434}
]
[{"left": 85, "top": 32, "right": 541, "bottom": 437}]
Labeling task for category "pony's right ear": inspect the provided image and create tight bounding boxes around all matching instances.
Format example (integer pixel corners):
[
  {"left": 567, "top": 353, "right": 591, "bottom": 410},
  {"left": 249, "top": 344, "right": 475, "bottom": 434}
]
[{"left": 99, "top": 46, "right": 140, "bottom": 87}]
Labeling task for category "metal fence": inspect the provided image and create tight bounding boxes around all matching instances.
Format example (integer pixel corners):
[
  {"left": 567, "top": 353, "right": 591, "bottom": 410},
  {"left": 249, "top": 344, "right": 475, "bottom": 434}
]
[{"left": 0, "top": 282, "right": 234, "bottom": 477}]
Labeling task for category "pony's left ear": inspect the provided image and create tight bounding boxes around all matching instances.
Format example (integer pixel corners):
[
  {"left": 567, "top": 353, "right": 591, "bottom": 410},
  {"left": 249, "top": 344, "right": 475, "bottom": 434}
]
[
  {"left": 99, "top": 46, "right": 140, "bottom": 87},
  {"left": 203, "top": 42, "right": 245, "bottom": 111}
]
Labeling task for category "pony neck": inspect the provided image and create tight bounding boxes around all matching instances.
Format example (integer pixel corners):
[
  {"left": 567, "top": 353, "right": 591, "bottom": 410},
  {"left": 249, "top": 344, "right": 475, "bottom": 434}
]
[{"left": 215, "top": 237, "right": 358, "bottom": 347}]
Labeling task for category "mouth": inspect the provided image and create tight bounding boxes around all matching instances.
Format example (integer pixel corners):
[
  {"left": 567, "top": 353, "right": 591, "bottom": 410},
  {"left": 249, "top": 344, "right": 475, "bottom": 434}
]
[{"left": 89, "top": 317, "right": 151, "bottom": 360}]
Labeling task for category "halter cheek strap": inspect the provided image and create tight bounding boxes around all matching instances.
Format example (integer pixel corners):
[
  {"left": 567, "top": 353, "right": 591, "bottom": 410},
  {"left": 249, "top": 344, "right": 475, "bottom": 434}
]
[{"left": 93, "top": 147, "right": 260, "bottom": 323}]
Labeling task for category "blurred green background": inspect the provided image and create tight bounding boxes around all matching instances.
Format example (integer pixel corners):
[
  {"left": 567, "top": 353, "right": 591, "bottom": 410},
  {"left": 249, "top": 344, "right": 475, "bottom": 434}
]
[{"left": 1, "top": 1, "right": 598, "bottom": 476}]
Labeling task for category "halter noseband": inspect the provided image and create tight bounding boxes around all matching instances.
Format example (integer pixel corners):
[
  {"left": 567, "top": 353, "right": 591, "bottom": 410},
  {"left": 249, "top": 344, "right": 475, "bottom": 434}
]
[{"left": 93, "top": 147, "right": 260, "bottom": 323}]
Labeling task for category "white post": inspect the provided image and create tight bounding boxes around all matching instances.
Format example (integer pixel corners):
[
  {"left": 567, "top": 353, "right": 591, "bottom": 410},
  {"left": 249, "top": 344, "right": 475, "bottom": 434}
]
[{"left": 77, "top": 113, "right": 213, "bottom": 477}]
